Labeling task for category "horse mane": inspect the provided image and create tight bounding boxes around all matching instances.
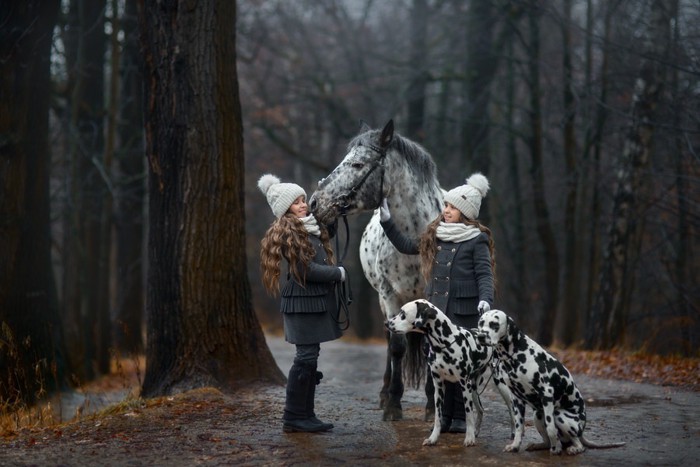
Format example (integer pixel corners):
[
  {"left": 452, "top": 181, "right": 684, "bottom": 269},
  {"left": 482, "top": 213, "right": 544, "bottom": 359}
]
[{"left": 348, "top": 128, "right": 440, "bottom": 190}]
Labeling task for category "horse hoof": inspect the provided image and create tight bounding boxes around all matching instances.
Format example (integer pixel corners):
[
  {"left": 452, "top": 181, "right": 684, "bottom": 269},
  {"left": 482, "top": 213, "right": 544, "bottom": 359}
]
[{"left": 382, "top": 407, "right": 403, "bottom": 421}]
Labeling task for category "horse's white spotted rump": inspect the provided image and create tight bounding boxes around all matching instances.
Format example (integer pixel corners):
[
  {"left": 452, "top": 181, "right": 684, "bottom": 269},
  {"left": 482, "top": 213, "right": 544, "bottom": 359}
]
[
  {"left": 476, "top": 310, "right": 626, "bottom": 455},
  {"left": 309, "top": 120, "right": 444, "bottom": 421}
]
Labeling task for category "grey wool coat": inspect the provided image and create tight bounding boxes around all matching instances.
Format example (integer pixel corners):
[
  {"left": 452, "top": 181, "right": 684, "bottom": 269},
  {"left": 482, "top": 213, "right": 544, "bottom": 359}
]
[
  {"left": 381, "top": 219, "right": 494, "bottom": 329},
  {"left": 280, "top": 234, "right": 344, "bottom": 345}
]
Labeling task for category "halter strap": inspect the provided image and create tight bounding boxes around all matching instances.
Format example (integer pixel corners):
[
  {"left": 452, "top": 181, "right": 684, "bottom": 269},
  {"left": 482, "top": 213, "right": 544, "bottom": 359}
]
[
  {"left": 339, "top": 142, "right": 387, "bottom": 214},
  {"left": 332, "top": 213, "right": 352, "bottom": 330}
]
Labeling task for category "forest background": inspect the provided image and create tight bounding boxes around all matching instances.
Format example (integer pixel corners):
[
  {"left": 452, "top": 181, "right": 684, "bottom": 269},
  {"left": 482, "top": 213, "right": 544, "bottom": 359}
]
[{"left": 1, "top": 0, "right": 698, "bottom": 413}]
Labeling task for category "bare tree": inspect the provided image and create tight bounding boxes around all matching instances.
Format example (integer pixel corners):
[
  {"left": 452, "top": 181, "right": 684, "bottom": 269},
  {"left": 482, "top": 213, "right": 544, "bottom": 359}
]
[
  {"left": 559, "top": 0, "right": 580, "bottom": 346},
  {"left": 139, "top": 0, "right": 284, "bottom": 397},
  {"left": 114, "top": 0, "right": 145, "bottom": 355},
  {"left": 0, "top": 0, "right": 67, "bottom": 404},
  {"left": 61, "top": 0, "right": 110, "bottom": 379},
  {"left": 406, "top": 0, "right": 429, "bottom": 142},
  {"left": 586, "top": 0, "right": 673, "bottom": 349},
  {"left": 525, "top": 1, "right": 560, "bottom": 346}
]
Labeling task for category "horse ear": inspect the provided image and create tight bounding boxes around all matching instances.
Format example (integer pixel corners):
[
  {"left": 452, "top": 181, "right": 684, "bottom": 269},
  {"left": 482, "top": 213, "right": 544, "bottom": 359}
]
[
  {"left": 359, "top": 119, "right": 372, "bottom": 133},
  {"left": 380, "top": 119, "right": 394, "bottom": 148}
]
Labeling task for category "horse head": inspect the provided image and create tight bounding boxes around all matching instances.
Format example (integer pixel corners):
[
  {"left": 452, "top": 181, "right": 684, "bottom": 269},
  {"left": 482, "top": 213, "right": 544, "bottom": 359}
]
[{"left": 309, "top": 120, "right": 395, "bottom": 224}]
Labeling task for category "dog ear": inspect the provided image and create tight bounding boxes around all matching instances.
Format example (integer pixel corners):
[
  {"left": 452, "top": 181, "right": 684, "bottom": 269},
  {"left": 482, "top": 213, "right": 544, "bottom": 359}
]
[{"left": 415, "top": 301, "right": 436, "bottom": 329}]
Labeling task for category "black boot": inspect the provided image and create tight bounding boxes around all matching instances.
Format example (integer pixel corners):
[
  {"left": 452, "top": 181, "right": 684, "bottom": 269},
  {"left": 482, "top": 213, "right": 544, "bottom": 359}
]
[
  {"left": 306, "top": 371, "right": 333, "bottom": 431},
  {"left": 283, "top": 363, "right": 327, "bottom": 433},
  {"left": 448, "top": 387, "right": 466, "bottom": 433},
  {"left": 440, "top": 382, "right": 455, "bottom": 433}
]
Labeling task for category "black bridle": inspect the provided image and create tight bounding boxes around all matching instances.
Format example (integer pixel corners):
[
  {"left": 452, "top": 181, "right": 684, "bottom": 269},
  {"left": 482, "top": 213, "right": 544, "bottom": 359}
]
[
  {"left": 330, "top": 141, "right": 389, "bottom": 331},
  {"left": 337, "top": 142, "right": 388, "bottom": 214}
]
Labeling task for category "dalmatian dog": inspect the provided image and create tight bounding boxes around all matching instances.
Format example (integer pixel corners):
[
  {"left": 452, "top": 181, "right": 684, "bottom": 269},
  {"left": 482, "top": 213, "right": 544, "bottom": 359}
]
[
  {"left": 387, "top": 299, "right": 514, "bottom": 447},
  {"left": 476, "top": 309, "right": 626, "bottom": 455}
]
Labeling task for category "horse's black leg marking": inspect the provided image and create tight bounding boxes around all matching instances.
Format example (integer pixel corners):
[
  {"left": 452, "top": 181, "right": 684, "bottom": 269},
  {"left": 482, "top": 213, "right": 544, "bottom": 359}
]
[
  {"left": 383, "top": 331, "right": 406, "bottom": 421},
  {"left": 380, "top": 330, "right": 391, "bottom": 410}
]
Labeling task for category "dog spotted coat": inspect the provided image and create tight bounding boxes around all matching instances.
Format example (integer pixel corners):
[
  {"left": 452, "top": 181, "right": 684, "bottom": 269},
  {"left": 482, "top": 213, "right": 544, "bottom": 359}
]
[
  {"left": 387, "top": 299, "right": 514, "bottom": 447},
  {"left": 477, "top": 310, "right": 625, "bottom": 455}
]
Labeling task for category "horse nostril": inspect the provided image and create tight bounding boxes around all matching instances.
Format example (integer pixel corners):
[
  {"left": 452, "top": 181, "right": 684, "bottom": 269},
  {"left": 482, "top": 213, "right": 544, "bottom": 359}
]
[{"left": 309, "top": 198, "right": 317, "bottom": 212}]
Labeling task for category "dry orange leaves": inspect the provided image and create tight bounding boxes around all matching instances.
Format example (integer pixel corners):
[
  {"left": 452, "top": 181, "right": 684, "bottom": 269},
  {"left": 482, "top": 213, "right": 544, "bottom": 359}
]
[{"left": 552, "top": 347, "right": 700, "bottom": 392}]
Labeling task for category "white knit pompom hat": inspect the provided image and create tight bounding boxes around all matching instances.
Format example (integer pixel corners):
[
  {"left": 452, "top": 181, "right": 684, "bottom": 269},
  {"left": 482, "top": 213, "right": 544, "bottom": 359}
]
[
  {"left": 443, "top": 173, "right": 490, "bottom": 220},
  {"left": 257, "top": 174, "right": 306, "bottom": 218}
]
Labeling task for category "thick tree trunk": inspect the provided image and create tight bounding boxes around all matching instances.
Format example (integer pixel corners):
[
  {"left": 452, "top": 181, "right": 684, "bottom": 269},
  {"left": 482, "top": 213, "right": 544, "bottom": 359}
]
[
  {"left": 0, "top": 0, "right": 66, "bottom": 404},
  {"left": 139, "top": 0, "right": 285, "bottom": 397},
  {"left": 587, "top": 1, "right": 671, "bottom": 349}
]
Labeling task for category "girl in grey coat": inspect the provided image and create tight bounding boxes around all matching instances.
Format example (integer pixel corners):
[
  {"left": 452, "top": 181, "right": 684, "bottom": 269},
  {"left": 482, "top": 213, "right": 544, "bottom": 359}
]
[
  {"left": 259, "top": 174, "right": 345, "bottom": 433},
  {"left": 379, "top": 172, "right": 496, "bottom": 434}
]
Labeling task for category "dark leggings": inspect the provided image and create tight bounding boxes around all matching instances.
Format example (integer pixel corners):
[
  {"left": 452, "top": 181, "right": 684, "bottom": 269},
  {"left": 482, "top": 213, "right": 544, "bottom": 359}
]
[{"left": 294, "top": 343, "right": 320, "bottom": 367}]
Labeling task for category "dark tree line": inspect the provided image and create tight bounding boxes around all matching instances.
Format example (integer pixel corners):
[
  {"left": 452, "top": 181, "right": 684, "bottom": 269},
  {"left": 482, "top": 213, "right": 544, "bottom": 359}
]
[
  {"left": 238, "top": 0, "right": 699, "bottom": 353},
  {"left": 0, "top": 0, "right": 698, "bottom": 409},
  {"left": 1, "top": 0, "right": 282, "bottom": 408}
]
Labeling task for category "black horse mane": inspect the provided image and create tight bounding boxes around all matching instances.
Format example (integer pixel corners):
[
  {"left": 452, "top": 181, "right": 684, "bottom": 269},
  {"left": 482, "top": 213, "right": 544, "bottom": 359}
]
[{"left": 348, "top": 128, "right": 439, "bottom": 190}]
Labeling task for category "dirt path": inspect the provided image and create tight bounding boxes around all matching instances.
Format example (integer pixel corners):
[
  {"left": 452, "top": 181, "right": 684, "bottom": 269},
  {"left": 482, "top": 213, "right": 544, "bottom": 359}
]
[{"left": 1, "top": 336, "right": 698, "bottom": 466}]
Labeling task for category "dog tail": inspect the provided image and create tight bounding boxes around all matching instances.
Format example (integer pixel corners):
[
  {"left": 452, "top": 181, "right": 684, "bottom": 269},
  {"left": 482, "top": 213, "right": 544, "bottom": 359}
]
[{"left": 580, "top": 435, "right": 626, "bottom": 449}]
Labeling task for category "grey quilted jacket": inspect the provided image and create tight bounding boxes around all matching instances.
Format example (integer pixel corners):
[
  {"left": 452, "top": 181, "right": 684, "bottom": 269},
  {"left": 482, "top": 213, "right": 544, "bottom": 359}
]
[{"left": 280, "top": 234, "right": 343, "bottom": 345}]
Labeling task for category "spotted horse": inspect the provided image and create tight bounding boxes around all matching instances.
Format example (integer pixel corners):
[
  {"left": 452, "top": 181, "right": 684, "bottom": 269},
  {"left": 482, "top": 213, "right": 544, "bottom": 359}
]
[{"left": 309, "top": 120, "right": 444, "bottom": 421}]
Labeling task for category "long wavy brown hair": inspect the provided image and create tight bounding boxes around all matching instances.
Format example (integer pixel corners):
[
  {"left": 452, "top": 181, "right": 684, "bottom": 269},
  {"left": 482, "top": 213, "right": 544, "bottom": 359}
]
[
  {"left": 418, "top": 213, "right": 498, "bottom": 296},
  {"left": 260, "top": 214, "right": 335, "bottom": 295}
]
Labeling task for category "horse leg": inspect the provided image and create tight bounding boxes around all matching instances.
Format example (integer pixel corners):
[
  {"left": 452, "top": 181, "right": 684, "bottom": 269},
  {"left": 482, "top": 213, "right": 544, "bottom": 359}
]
[
  {"left": 424, "top": 375, "right": 435, "bottom": 421},
  {"left": 382, "top": 331, "right": 406, "bottom": 421},
  {"left": 380, "top": 331, "right": 391, "bottom": 410}
]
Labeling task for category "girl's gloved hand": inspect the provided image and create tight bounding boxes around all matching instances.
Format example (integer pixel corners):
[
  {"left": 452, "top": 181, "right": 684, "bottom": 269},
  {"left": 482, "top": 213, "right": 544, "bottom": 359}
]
[{"left": 478, "top": 300, "right": 490, "bottom": 314}]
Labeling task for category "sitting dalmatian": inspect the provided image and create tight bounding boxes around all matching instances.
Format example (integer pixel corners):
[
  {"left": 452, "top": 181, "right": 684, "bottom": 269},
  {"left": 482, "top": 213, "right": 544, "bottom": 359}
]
[
  {"left": 387, "top": 299, "right": 514, "bottom": 448},
  {"left": 476, "top": 309, "right": 626, "bottom": 455}
]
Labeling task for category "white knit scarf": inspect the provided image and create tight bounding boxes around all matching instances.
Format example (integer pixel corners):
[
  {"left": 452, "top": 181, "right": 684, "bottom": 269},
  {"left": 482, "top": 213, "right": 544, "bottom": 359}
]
[
  {"left": 300, "top": 214, "right": 321, "bottom": 237},
  {"left": 435, "top": 222, "right": 481, "bottom": 243}
]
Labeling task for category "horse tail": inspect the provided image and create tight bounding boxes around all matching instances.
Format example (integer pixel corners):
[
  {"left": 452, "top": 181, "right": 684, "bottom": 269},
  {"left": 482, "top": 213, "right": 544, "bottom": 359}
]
[{"left": 403, "top": 332, "right": 426, "bottom": 389}]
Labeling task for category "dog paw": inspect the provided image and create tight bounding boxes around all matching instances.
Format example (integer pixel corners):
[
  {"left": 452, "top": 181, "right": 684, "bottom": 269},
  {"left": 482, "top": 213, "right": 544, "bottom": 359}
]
[
  {"left": 504, "top": 443, "right": 520, "bottom": 452},
  {"left": 566, "top": 446, "right": 585, "bottom": 455},
  {"left": 549, "top": 445, "right": 563, "bottom": 455},
  {"left": 463, "top": 435, "right": 477, "bottom": 447},
  {"left": 422, "top": 438, "right": 438, "bottom": 446}
]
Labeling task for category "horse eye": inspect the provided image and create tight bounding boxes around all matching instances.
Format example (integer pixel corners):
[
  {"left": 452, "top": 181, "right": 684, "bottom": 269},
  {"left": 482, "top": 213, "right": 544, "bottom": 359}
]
[{"left": 351, "top": 163, "right": 364, "bottom": 169}]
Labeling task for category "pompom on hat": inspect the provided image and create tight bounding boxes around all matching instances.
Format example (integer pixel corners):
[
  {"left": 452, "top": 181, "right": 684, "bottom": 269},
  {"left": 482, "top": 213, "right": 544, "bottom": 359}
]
[
  {"left": 443, "top": 173, "right": 490, "bottom": 220},
  {"left": 258, "top": 174, "right": 306, "bottom": 218}
]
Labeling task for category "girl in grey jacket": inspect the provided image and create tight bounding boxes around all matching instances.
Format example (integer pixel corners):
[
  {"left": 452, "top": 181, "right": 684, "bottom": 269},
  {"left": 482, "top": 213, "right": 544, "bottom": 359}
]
[
  {"left": 259, "top": 174, "right": 346, "bottom": 433},
  {"left": 379, "top": 172, "right": 496, "bottom": 434}
]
